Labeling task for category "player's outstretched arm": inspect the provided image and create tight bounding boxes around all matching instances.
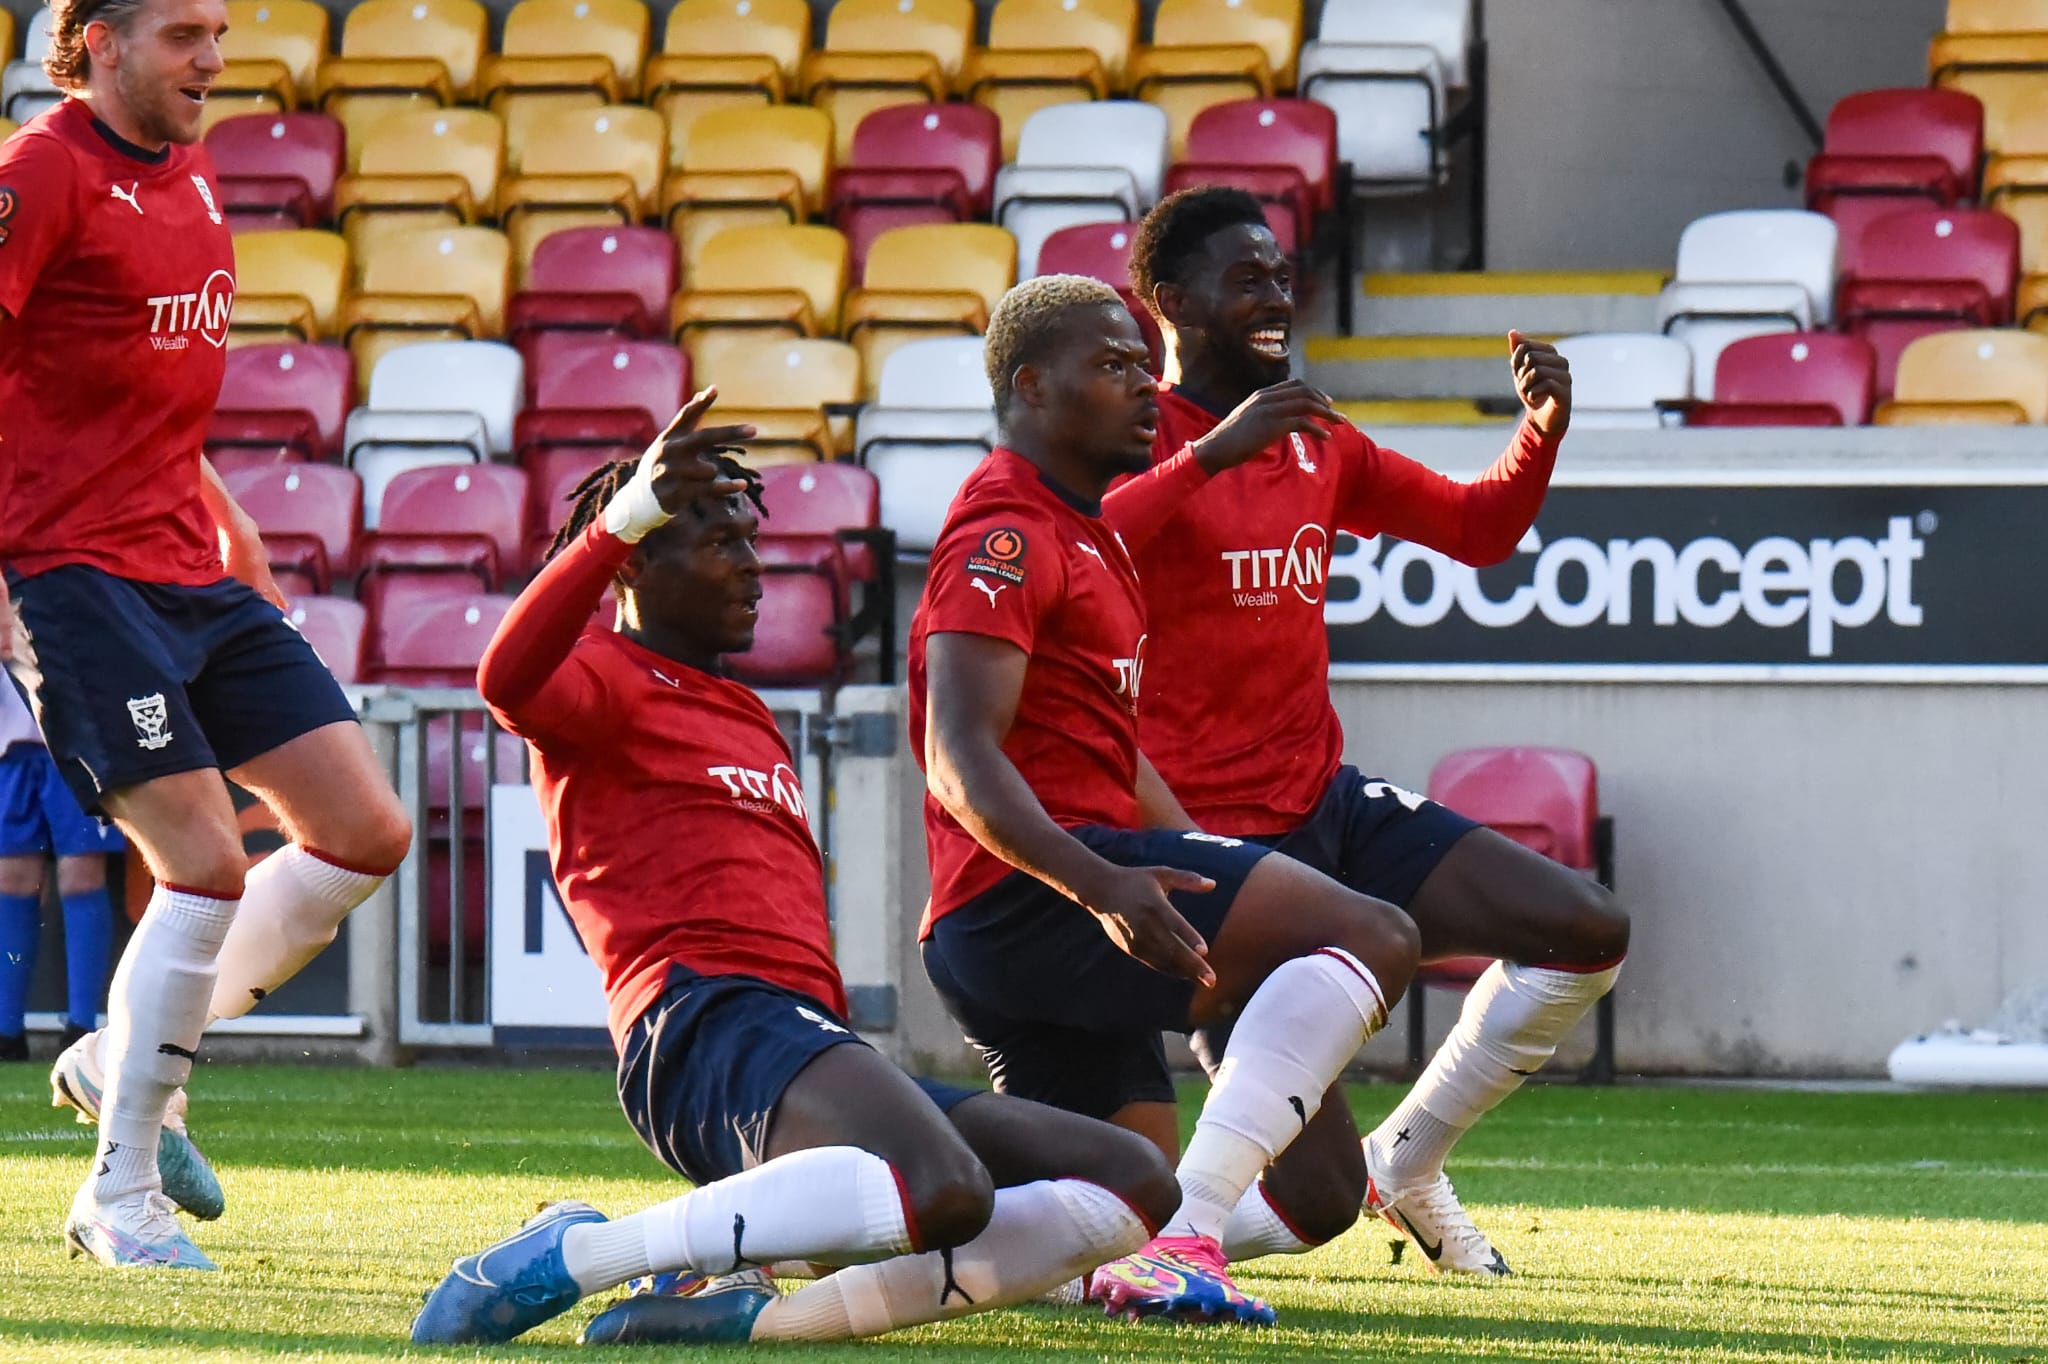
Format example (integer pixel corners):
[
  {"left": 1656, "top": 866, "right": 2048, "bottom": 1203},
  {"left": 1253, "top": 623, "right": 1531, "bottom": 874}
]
[
  {"left": 924, "top": 632, "right": 1216, "bottom": 985},
  {"left": 199, "top": 456, "right": 287, "bottom": 609}
]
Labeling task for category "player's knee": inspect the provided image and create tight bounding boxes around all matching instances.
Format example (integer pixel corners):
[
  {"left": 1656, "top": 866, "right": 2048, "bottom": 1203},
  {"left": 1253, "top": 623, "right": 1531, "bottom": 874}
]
[
  {"left": 904, "top": 1153, "right": 996, "bottom": 1250},
  {"left": 1089, "top": 1123, "right": 1182, "bottom": 1233},
  {"left": 1558, "top": 879, "right": 1629, "bottom": 967},
  {"left": 53, "top": 856, "right": 107, "bottom": 897},
  {"left": 330, "top": 797, "right": 412, "bottom": 876},
  {"left": 1330, "top": 894, "right": 1421, "bottom": 1002},
  {"left": 0, "top": 855, "right": 45, "bottom": 897}
]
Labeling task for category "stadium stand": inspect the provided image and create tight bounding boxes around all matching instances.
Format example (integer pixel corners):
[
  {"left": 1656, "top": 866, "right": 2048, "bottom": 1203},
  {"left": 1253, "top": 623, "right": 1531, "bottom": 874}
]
[
  {"left": 801, "top": 0, "right": 975, "bottom": 160},
  {"left": 995, "top": 99, "right": 1169, "bottom": 276},
  {"left": 1875, "top": 327, "right": 2048, "bottom": 424},
  {"left": 347, "top": 340, "right": 521, "bottom": 524},
  {"left": 206, "top": 111, "right": 348, "bottom": 232},
  {"left": 1128, "top": 0, "right": 1300, "bottom": 158},
  {"left": 1034, "top": 219, "right": 1163, "bottom": 367},
  {"left": 829, "top": 103, "right": 1001, "bottom": 275},
  {"left": 1805, "top": 88, "right": 1982, "bottom": 257},
  {"left": 225, "top": 463, "right": 365, "bottom": 597},
  {"left": 644, "top": 0, "right": 811, "bottom": 150},
  {"left": 360, "top": 463, "right": 531, "bottom": 598},
  {"left": 662, "top": 103, "right": 835, "bottom": 262},
  {"left": 334, "top": 107, "right": 507, "bottom": 258},
  {"left": 507, "top": 224, "right": 677, "bottom": 344},
  {"left": 314, "top": 0, "right": 492, "bottom": 161},
  {"left": 1835, "top": 206, "right": 2019, "bottom": 398},
  {"left": 673, "top": 223, "right": 850, "bottom": 372},
  {"left": 213, "top": 0, "right": 331, "bottom": 117},
  {"left": 340, "top": 224, "right": 513, "bottom": 383},
  {"left": 842, "top": 222, "right": 1016, "bottom": 392},
  {"left": 1554, "top": 333, "right": 1693, "bottom": 428},
  {"left": 1299, "top": 0, "right": 1473, "bottom": 190},
  {"left": 1164, "top": 97, "right": 1337, "bottom": 259},
  {"left": 499, "top": 102, "right": 667, "bottom": 268},
  {"left": 229, "top": 228, "right": 352, "bottom": 343},
  {"left": 696, "top": 334, "right": 863, "bottom": 462},
  {"left": 527, "top": 335, "right": 690, "bottom": 434},
  {"left": 1686, "top": 332, "right": 1876, "bottom": 428},
  {"left": 286, "top": 596, "right": 370, "bottom": 686},
  {"left": 963, "top": 0, "right": 1138, "bottom": 160},
  {"left": 1656, "top": 210, "right": 1839, "bottom": 399},
  {"left": 1, "top": 7, "right": 57, "bottom": 124},
  {"left": 855, "top": 335, "right": 996, "bottom": 553},
  {"left": 211, "top": 341, "right": 358, "bottom": 465},
  {"left": 480, "top": 0, "right": 650, "bottom": 158}
]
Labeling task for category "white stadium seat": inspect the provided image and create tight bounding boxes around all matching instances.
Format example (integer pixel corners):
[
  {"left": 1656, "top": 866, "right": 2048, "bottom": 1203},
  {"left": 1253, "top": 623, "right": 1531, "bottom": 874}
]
[
  {"left": 857, "top": 336, "right": 996, "bottom": 553},
  {"left": 344, "top": 341, "right": 523, "bottom": 525},
  {"left": 2, "top": 9, "right": 59, "bottom": 123},
  {"left": 1555, "top": 333, "right": 1693, "bottom": 429},
  {"left": 1299, "top": 0, "right": 1472, "bottom": 187},
  {"left": 1657, "top": 210, "right": 1840, "bottom": 398},
  {"left": 993, "top": 101, "right": 1169, "bottom": 276}
]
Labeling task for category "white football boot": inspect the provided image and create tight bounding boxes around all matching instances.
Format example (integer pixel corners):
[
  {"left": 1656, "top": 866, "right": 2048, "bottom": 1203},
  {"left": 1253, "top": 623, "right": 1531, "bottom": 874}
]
[
  {"left": 50, "top": 1029, "right": 224, "bottom": 1221},
  {"left": 1363, "top": 1139, "right": 1510, "bottom": 1277}
]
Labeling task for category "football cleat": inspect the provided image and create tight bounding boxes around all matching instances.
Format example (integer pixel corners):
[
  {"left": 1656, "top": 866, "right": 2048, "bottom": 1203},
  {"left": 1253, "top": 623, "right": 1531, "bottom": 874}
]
[
  {"left": 50, "top": 1030, "right": 224, "bottom": 1222},
  {"left": 64, "top": 1190, "right": 218, "bottom": 1270},
  {"left": 1363, "top": 1142, "right": 1511, "bottom": 1277},
  {"left": 626, "top": 1266, "right": 777, "bottom": 1299},
  {"left": 580, "top": 1278, "right": 775, "bottom": 1345},
  {"left": 411, "top": 1200, "right": 607, "bottom": 1344},
  {"left": 1087, "top": 1234, "right": 1275, "bottom": 1326}
]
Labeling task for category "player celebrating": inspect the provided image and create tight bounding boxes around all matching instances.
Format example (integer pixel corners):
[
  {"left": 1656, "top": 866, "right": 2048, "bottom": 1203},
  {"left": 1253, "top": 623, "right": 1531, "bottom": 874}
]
[
  {"left": 912, "top": 274, "right": 1420, "bottom": 1326},
  {"left": 423, "top": 393, "right": 1178, "bottom": 1348},
  {"left": 1100, "top": 187, "right": 1629, "bottom": 1280},
  {"left": 0, "top": 0, "right": 411, "bottom": 1268}
]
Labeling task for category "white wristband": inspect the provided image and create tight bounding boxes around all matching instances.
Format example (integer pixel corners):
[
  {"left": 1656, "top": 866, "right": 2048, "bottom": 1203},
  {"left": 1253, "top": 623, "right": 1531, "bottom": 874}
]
[{"left": 600, "top": 438, "right": 673, "bottom": 544}]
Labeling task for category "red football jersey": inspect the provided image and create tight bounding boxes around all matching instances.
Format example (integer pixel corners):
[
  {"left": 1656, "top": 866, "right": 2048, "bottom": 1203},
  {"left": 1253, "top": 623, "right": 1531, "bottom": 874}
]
[
  {"left": 1103, "top": 387, "right": 1559, "bottom": 834},
  {"left": 0, "top": 99, "right": 234, "bottom": 586},
  {"left": 480, "top": 522, "right": 847, "bottom": 1047},
  {"left": 908, "top": 449, "right": 1148, "bottom": 930}
]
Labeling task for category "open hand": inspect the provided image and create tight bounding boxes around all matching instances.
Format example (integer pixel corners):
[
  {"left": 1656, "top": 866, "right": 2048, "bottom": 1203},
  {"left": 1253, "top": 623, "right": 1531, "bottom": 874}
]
[
  {"left": 1509, "top": 331, "right": 1571, "bottom": 437},
  {"left": 1191, "top": 379, "right": 1344, "bottom": 475},
  {"left": 1080, "top": 863, "right": 1218, "bottom": 986},
  {"left": 646, "top": 388, "right": 758, "bottom": 517}
]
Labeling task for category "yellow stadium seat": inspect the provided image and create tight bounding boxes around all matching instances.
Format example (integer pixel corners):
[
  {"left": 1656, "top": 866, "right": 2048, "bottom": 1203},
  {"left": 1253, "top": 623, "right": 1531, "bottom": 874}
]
[
  {"left": 231, "top": 229, "right": 350, "bottom": 342},
  {"left": 500, "top": 104, "right": 666, "bottom": 274},
  {"left": 1944, "top": 0, "right": 2048, "bottom": 30},
  {"left": 481, "top": 0, "right": 651, "bottom": 162},
  {"left": 662, "top": 104, "right": 833, "bottom": 263},
  {"left": 0, "top": 13, "right": 13, "bottom": 68},
  {"left": 1874, "top": 328, "right": 2048, "bottom": 424},
  {"left": 801, "top": 0, "right": 976, "bottom": 160},
  {"left": 1930, "top": 0, "right": 2048, "bottom": 127},
  {"left": 334, "top": 108, "right": 504, "bottom": 259},
  {"left": 962, "top": 0, "right": 1137, "bottom": 159},
  {"left": 697, "top": 336, "right": 861, "bottom": 462},
  {"left": 215, "top": 0, "right": 330, "bottom": 113},
  {"left": 340, "top": 225, "right": 513, "bottom": 389},
  {"left": 841, "top": 223, "right": 1014, "bottom": 395},
  {"left": 1128, "top": 0, "right": 1299, "bottom": 155},
  {"left": 644, "top": 0, "right": 810, "bottom": 155},
  {"left": 315, "top": 0, "right": 490, "bottom": 164},
  {"left": 0, "top": 118, "right": 16, "bottom": 145},
  {"left": 672, "top": 223, "right": 850, "bottom": 372}
]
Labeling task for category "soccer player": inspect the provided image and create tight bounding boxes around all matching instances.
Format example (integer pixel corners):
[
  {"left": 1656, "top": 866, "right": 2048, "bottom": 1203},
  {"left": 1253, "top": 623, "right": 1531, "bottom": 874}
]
[
  {"left": 0, "top": 0, "right": 412, "bottom": 1268},
  {"left": 0, "top": 676, "right": 120, "bottom": 1061},
  {"left": 911, "top": 274, "right": 1421, "bottom": 1325},
  {"left": 1099, "top": 187, "right": 1630, "bottom": 1279},
  {"left": 421, "top": 393, "right": 1179, "bottom": 1348}
]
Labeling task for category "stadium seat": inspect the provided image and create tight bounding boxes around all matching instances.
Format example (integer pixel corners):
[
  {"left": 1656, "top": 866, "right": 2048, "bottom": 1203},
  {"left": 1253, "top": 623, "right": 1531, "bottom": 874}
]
[
  {"left": 1836, "top": 207, "right": 2019, "bottom": 398},
  {"left": 348, "top": 341, "right": 523, "bottom": 522},
  {"left": 333, "top": 107, "right": 505, "bottom": 259},
  {"left": 1686, "top": 333, "right": 1875, "bottom": 428},
  {"left": 801, "top": 0, "right": 976, "bottom": 161},
  {"left": 1032, "top": 220, "right": 1162, "bottom": 366},
  {"left": 0, "top": 12, "right": 12, "bottom": 70},
  {"left": 672, "top": 223, "right": 849, "bottom": 372},
  {"left": 1164, "top": 98, "right": 1336, "bottom": 258},
  {"left": 994, "top": 100, "right": 1169, "bottom": 276},
  {"left": 524, "top": 443, "right": 634, "bottom": 566},
  {"left": 214, "top": 0, "right": 330, "bottom": 115},
  {"left": 842, "top": 223, "right": 1016, "bottom": 395},
  {"left": 225, "top": 462, "right": 363, "bottom": 594},
  {"left": 829, "top": 104, "right": 1000, "bottom": 275},
  {"left": 1298, "top": 0, "right": 1473, "bottom": 188},
  {"left": 360, "top": 463, "right": 530, "bottom": 594},
  {"left": 1, "top": 9, "right": 57, "bottom": 124},
  {"left": 286, "top": 596, "right": 369, "bottom": 685},
  {"left": 480, "top": 0, "right": 650, "bottom": 160},
  {"left": 229, "top": 229, "right": 350, "bottom": 342},
  {"left": 1929, "top": 0, "right": 2048, "bottom": 137},
  {"left": 662, "top": 104, "right": 835, "bottom": 263},
  {"left": 1419, "top": 747, "right": 1615, "bottom": 1083},
  {"left": 644, "top": 0, "right": 811, "bottom": 151},
  {"left": 697, "top": 335, "right": 862, "bottom": 462},
  {"left": 1656, "top": 210, "right": 1839, "bottom": 399},
  {"left": 315, "top": 0, "right": 490, "bottom": 161},
  {"left": 1874, "top": 328, "right": 2048, "bottom": 424},
  {"left": 526, "top": 335, "right": 689, "bottom": 444},
  {"left": 0, "top": 118, "right": 16, "bottom": 145},
  {"left": 499, "top": 104, "right": 667, "bottom": 270},
  {"left": 211, "top": 341, "right": 357, "bottom": 462},
  {"left": 507, "top": 224, "right": 677, "bottom": 344},
  {"left": 204, "top": 112, "right": 345, "bottom": 231},
  {"left": 855, "top": 335, "right": 995, "bottom": 551},
  {"left": 962, "top": 0, "right": 1138, "bottom": 160},
  {"left": 1128, "top": 0, "right": 1300, "bottom": 158},
  {"left": 754, "top": 462, "right": 897, "bottom": 680},
  {"left": 1553, "top": 333, "right": 1691, "bottom": 429},
  {"left": 726, "top": 560, "right": 851, "bottom": 686},
  {"left": 367, "top": 591, "right": 515, "bottom": 686},
  {"left": 1806, "top": 89, "right": 1982, "bottom": 257},
  {"left": 340, "top": 225, "right": 512, "bottom": 389}
]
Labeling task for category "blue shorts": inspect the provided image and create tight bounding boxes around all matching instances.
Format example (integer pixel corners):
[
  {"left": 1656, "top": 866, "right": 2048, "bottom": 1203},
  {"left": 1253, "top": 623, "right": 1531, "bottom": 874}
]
[
  {"left": 617, "top": 966, "right": 980, "bottom": 1186},
  {"left": 919, "top": 825, "right": 1273, "bottom": 1121},
  {"left": 1256, "top": 765, "right": 1480, "bottom": 909},
  {"left": 8, "top": 566, "right": 358, "bottom": 814},
  {"left": 0, "top": 744, "right": 126, "bottom": 858}
]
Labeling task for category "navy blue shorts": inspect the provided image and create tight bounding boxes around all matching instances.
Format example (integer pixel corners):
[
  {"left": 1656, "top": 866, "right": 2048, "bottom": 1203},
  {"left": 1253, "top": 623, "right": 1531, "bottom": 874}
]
[
  {"left": 0, "top": 744, "right": 125, "bottom": 858},
  {"left": 1257, "top": 765, "right": 1480, "bottom": 910},
  {"left": 618, "top": 966, "right": 979, "bottom": 1186},
  {"left": 8, "top": 566, "right": 357, "bottom": 813},
  {"left": 919, "top": 825, "right": 1273, "bottom": 1122}
]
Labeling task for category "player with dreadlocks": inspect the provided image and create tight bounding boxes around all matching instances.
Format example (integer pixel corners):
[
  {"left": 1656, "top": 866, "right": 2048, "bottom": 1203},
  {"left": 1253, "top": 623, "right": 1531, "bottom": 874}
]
[{"left": 416, "top": 391, "right": 1178, "bottom": 1348}]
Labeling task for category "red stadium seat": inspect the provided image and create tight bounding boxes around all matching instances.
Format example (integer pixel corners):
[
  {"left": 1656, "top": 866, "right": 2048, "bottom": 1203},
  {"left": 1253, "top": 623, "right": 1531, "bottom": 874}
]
[
  {"left": 285, "top": 596, "right": 369, "bottom": 685},
  {"left": 1836, "top": 207, "right": 2019, "bottom": 397},
  {"left": 1419, "top": 747, "right": 1616, "bottom": 1082},
  {"left": 531, "top": 336, "right": 689, "bottom": 430},
  {"left": 829, "top": 104, "right": 1001, "bottom": 275},
  {"left": 204, "top": 112, "right": 347, "bottom": 231},
  {"left": 506, "top": 224, "right": 679, "bottom": 343},
  {"left": 224, "top": 463, "right": 363, "bottom": 593},
  {"left": 523, "top": 443, "right": 634, "bottom": 567},
  {"left": 757, "top": 462, "right": 898, "bottom": 679},
  {"left": 360, "top": 463, "right": 529, "bottom": 593},
  {"left": 1807, "top": 89, "right": 1983, "bottom": 256},
  {"left": 1164, "top": 99, "right": 1336, "bottom": 256},
  {"left": 1687, "top": 332, "right": 1876, "bottom": 427},
  {"left": 1033, "top": 221, "right": 1162, "bottom": 371},
  {"left": 368, "top": 590, "right": 516, "bottom": 686},
  {"left": 211, "top": 342, "right": 356, "bottom": 462}
]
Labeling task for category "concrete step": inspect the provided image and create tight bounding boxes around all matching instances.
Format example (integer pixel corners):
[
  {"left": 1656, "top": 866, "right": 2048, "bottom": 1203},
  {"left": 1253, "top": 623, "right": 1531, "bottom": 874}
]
[
  {"left": 1335, "top": 399, "right": 1514, "bottom": 427},
  {"left": 1353, "top": 269, "right": 1666, "bottom": 338},
  {"left": 1307, "top": 333, "right": 1541, "bottom": 402}
]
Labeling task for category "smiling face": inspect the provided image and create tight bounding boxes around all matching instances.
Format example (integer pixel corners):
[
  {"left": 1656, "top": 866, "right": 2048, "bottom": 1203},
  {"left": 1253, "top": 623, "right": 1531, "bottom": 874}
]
[
  {"left": 89, "top": 0, "right": 229, "bottom": 147},
  {"left": 621, "top": 492, "right": 765, "bottom": 660},
  {"left": 1161, "top": 221, "right": 1294, "bottom": 391}
]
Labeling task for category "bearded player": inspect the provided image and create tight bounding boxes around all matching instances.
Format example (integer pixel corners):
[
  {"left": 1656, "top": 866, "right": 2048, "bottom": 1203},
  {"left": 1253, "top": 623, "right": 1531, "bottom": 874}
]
[
  {"left": 0, "top": 0, "right": 411, "bottom": 1268},
  {"left": 1096, "top": 187, "right": 1629, "bottom": 1281}
]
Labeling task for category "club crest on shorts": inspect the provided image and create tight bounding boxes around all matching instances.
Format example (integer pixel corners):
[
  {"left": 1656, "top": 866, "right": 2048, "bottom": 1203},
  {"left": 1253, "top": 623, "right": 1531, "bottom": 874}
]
[{"left": 126, "top": 693, "right": 173, "bottom": 751}]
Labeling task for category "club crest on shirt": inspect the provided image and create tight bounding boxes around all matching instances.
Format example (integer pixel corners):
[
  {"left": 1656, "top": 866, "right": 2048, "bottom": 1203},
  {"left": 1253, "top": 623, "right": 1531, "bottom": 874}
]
[
  {"left": 190, "top": 174, "right": 222, "bottom": 225},
  {"left": 965, "top": 527, "right": 1028, "bottom": 586},
  {"left": 0, "top": 186, "right": 16, "bottom": 246},
  {"left": 1291, "top": 432, "right": 1318, "bottom": 474}
]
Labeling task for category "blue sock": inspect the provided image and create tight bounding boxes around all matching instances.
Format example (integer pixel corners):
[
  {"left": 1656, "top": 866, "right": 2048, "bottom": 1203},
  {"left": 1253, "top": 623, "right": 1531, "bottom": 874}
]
[
  {"left": 60, "top": 889, "right": 113, "bottom": 1033},
  {"left": 0, "top": 892, "right": 40, "bottom": 1037}
]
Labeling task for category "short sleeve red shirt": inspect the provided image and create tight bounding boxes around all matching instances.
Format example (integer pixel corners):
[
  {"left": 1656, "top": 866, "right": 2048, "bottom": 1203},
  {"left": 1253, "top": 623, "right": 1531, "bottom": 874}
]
[
  {"left": 908, "top": 450, "right": 1148, "bottom": 930},
  {"left": 0, "top": 100, "right": 235, "bottom": 585}
]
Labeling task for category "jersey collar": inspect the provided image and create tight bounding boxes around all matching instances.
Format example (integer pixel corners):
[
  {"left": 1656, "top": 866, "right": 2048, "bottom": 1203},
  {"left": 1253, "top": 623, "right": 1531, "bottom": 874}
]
[{"left": 87, "top": 111, "right": 172, "bottom": 167}]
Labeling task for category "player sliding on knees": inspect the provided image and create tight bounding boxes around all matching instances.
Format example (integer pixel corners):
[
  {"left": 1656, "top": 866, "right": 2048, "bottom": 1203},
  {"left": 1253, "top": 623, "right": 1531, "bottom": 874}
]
[
  {"left": 416, "top": 394, "right": 1180, "bottom": 1347},
  {"left": 1097, "top": 187, "right": 1629, "bottom": 1282},
  {"left": 0, "top": 0, "right": 411, "bottom": 1269},
  {"left": 911, "top": 275, "right": 1421, "bottom": 1327}
]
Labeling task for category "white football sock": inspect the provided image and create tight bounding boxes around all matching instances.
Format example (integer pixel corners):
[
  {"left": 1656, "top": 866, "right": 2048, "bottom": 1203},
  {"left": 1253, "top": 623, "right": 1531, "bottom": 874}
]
[
  {"left": 561, "top": 1145, "right": 912, "bottom": 1295},
  {"left": 1221, "top": 1179, "right": 1318, "bottom": 1261},
  {"left": 1370, "top": 960, "right": 1622, "bottom": 1189},
  {"left": 752, "top": 1180, "right": 1149, "bottom": 1341},
  {"left": 208, "top": 846, "right": 384, "bottom": 1022},
  {"left": 1164, "top": 949, "right": 1387, "bottom": 1244},
  {"left": 89, "top": 885, "right": 237, "bottom": 1203}
]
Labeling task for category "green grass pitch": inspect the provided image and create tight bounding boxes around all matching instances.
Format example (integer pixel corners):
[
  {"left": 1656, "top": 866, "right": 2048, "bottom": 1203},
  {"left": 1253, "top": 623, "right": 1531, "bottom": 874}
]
[{"left": 2, "top": 1065, "right": 2044, "bottom": 1362}]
